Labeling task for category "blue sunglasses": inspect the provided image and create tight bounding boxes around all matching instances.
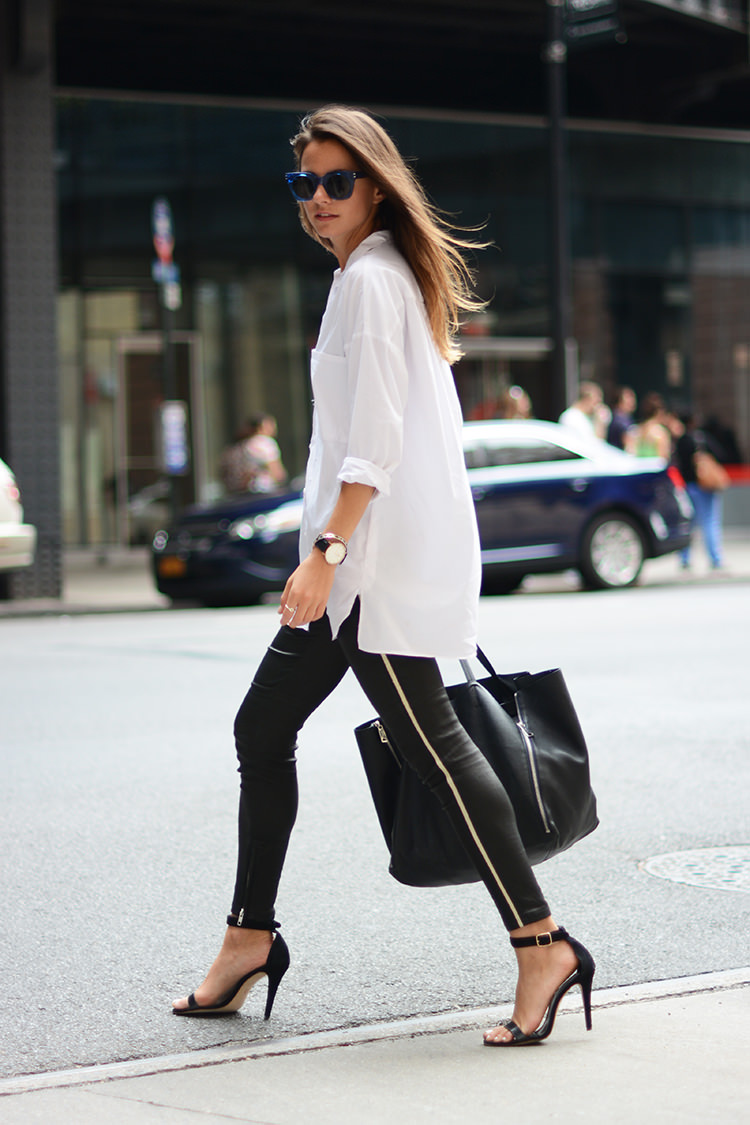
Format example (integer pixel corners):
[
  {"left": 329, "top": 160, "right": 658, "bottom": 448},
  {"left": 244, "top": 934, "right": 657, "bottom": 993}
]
[{"left": 285, "top": 169, "right": 368, "bottom": 202}]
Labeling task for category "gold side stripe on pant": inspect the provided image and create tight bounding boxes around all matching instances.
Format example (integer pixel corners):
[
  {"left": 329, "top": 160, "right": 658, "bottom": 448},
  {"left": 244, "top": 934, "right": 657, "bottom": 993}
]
[{"left": 381, "top": 655, "right": 523, "bottom": 928}]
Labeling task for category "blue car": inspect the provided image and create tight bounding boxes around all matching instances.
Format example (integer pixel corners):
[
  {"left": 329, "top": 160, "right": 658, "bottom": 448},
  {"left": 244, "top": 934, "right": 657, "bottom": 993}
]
[
  {"left": 152, "top": 420, "right": 692, "bottom": 605},
  {"left": 464, "top": 420, "right": 691, "bottom": 593}
]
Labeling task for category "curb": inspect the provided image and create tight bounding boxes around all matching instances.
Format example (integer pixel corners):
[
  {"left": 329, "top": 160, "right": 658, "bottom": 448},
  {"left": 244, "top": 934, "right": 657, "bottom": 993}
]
[{"left": 2, "top": 966, "right": 748, "bottom": 1097}]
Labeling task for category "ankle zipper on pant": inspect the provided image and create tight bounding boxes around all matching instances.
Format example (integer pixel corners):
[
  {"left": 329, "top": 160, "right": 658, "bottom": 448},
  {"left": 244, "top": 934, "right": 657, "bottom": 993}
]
[{"left": 375, "top": 720, "right": 402, "bottom": 768}]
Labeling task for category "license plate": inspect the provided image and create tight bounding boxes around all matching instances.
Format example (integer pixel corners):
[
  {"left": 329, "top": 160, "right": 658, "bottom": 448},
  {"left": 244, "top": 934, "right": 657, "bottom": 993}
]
[{"left": 158, "top": 556, "right": 187, "bottom": 578}]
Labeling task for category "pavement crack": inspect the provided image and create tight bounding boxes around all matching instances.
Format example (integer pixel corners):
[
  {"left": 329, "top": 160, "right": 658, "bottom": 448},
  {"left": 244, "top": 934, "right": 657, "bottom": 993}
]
[{"left": 82, "top": 1085, "right": 280, "bottom": 1123}]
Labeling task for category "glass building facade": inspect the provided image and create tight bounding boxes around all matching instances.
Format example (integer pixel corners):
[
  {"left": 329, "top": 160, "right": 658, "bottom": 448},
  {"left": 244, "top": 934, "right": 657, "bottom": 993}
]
[{"left": 56, "top": 96, "right": 750, "bottom": 546}]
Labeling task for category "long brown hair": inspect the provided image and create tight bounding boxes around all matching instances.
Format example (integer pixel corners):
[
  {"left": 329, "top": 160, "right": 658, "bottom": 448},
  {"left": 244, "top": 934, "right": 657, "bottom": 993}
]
[{"left": 290, "top": 105, "right": 486, "bottom": 363}]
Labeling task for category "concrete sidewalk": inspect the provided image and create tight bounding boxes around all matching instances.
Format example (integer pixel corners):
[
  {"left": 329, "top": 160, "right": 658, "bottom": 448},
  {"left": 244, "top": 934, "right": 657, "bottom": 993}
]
[
  {"left": 1, "top": 528, "right": 749, "bottom": 619},
  {"left": 0, "top": 546, "right": 169, "bottom": 617},
  {"left": 1, "top": 970, "right": 748, "bottom": 1123}
]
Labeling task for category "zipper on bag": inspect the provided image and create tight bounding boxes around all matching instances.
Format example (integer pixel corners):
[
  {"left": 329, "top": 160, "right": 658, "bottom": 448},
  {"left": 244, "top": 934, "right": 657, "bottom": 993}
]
[{"left": 515, "top": 703, "right": 551, "bottom": 835}]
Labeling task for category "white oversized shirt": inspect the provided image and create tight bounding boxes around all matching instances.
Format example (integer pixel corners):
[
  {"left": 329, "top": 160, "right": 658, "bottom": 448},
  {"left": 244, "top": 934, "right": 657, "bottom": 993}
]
[{"left": 299, "top": 231, "right": 481, "bottom": 658}]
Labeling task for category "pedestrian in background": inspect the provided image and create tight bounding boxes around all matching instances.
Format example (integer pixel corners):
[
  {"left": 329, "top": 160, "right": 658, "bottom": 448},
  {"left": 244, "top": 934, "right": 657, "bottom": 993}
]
[
  {"left": 631, "top": 392, "right": 673, "bottom": 459},
  {"left": 558, "top": 381, "right": 607, "bottom": 440},
  {"left": 675, "top": 411, "right": 728, "bottom": 571},
  {"left": 219, "top": 413, "right": 287, "bottom": 494},
  {"left": 497, "top": 384, "right": 533, "bottom": 419},
  {"left": 606, "top": 386, "right": 637, "bottom": 450},
  {"left": 244, "top": 413, "right": 288, "bottom": 493},
  {"left": 172, "top": 105, "right": 595, "bottom": 1048}
]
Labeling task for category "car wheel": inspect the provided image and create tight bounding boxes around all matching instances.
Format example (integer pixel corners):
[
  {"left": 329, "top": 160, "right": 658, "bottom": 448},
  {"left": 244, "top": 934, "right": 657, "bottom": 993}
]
[{"left": 579, "top": 512, "right": 645, "bottom": 589}]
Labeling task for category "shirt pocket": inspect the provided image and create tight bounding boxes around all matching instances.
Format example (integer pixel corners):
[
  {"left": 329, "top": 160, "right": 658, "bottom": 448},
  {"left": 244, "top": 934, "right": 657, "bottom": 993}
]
[{"left": 311, "top": 348, "right": 350, "bottom": 444}]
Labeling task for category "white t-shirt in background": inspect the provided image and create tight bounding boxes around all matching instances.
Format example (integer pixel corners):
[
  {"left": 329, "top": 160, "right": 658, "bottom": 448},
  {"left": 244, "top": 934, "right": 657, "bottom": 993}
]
[{"left": 558, "top": 405, "right": 596, "bottom": 438}]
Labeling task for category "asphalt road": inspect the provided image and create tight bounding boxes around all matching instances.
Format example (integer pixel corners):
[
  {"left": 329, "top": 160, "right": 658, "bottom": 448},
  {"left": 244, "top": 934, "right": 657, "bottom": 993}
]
[{"left": 2, "top": 577, "right": 749, "bottom": 1080}]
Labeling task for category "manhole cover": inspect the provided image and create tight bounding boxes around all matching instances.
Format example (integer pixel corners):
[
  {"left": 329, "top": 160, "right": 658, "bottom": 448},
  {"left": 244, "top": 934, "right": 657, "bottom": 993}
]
[{"left": 642, "top": 846, "right": 750, "bottom": 894}]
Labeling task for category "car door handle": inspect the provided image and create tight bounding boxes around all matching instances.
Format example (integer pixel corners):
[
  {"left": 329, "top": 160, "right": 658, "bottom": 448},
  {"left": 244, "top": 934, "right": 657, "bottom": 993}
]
[{"left": 570, "top": 478, "right": 589, "bottom": 493}]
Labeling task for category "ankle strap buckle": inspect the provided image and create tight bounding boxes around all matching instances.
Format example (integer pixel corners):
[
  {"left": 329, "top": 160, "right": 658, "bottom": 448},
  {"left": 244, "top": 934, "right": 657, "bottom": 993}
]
[{"left": 535, "top": 932, "right": 553, "bottom": 947}]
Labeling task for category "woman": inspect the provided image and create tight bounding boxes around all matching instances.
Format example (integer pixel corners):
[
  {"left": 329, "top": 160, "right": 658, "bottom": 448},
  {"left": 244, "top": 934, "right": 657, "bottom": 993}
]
[
  {"left": 219, "top": 414, "right": 287, "bottom": 494},
  {"left": 675, "top": 411, "right": 727, "bottom": 570},
  {"left": 630, "top": 392, "right": 672, "bottom": 459},
  {"left": 244, "top": 413, "right": 288, "bottom": 493},
  {"left": 498, "top": 384, "right": 533, "bottom": 420},
  {"left": 172, "top": 106, "right": 594, "bottom": 1047}
]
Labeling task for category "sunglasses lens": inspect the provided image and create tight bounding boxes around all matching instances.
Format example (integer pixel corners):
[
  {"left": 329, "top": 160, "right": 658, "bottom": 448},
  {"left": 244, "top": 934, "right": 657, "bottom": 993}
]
[
  {"left": 289, "top": 174, "right": 315, "bottom": 201},
  {"left": 325, "top": 172, "right": 353, "bottom": 200}
]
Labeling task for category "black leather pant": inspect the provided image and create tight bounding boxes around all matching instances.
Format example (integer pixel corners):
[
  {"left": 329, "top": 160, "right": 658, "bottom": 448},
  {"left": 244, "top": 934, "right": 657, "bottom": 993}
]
[{"left": 231, "top": 603, "right": 549, "bottom": 933}]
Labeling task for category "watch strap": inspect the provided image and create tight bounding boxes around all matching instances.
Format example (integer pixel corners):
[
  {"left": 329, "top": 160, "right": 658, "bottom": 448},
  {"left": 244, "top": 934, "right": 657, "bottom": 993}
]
[{"left": 313, "top": 532, "right": 348, "bottom": 564}]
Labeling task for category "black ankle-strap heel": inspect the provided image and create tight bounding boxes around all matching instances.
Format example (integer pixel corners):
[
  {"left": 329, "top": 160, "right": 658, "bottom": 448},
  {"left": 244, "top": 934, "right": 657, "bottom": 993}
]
[
  {"left": 484, "top": 927, "right": 595, "bottom": 1047},
  {"left": 173, "top": 932, "right": 290, "bottom": 1020}
]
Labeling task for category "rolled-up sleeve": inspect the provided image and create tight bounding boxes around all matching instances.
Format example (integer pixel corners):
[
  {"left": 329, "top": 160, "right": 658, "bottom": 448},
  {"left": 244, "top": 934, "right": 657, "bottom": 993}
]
[
  {"left": 338, "top": 455, "right": 392, "bottom": 494},
  {"left": 337, "top": 269, "right": 410, "bottom": 497}
]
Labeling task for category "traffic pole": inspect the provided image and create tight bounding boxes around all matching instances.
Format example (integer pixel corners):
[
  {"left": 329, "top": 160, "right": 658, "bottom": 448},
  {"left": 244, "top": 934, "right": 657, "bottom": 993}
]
[{"left": 545, "top": 0, "right": 574, "bottom": 421}]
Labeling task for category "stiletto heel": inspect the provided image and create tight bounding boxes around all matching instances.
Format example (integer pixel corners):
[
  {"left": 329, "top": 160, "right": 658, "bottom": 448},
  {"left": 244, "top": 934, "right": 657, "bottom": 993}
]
[
  {"left": 263, "top": 939, "right": 289, "bottom": 1020},
  {"left": 484, "top": 927, "right": 595, "bottom": 1047},
  {"left": 173, "top": 932, "right": 290, "bottom": 1019}
]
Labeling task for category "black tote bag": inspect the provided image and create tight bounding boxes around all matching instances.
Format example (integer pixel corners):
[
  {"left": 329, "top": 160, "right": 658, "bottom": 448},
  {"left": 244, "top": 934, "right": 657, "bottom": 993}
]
[{"left": 355, "top": 649, "right": 598, "bottom": 887}]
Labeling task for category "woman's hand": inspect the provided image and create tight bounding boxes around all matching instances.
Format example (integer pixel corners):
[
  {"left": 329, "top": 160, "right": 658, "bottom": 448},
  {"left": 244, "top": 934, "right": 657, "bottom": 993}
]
[
  {"left": 278, "top": 552, "right": 337, "bottom": 628},
  {"left": 280, "top": 480, "right": 375, "bottom": 628}
]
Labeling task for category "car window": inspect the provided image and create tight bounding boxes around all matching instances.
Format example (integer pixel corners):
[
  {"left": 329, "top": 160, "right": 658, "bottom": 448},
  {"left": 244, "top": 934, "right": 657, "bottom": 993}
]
[{"left": 464, "top": 439, "right": 583, "bottom": 469}]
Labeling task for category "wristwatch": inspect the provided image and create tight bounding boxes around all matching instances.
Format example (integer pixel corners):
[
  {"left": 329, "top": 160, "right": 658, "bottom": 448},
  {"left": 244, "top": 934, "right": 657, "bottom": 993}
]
[{"left": 313, "top": 532, "right": 348, "bottom": 565}]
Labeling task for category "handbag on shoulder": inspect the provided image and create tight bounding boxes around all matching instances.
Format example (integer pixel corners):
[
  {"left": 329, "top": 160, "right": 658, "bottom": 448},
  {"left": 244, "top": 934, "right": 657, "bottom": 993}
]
[
  {"left": 355, "top": 648, "right": 598, "bottom": 887},
  {"left": 693, "top": 449, "right": 730, "bottom": 492}
]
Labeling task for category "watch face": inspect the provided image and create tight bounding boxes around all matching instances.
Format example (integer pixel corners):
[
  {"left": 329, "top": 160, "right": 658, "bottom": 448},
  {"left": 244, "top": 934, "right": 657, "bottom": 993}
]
[{"left": 325, "top": 540, "right": 347, "bottom": 565}]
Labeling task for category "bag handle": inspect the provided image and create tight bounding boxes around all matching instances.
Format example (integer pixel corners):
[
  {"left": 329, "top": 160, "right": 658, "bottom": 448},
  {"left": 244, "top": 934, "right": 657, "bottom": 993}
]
[
  {"left": 459, "top": 659, "right": 475, "bottom": 684},
  {"left": 460, "top": 646, "right": 501, "bottom": 685}
]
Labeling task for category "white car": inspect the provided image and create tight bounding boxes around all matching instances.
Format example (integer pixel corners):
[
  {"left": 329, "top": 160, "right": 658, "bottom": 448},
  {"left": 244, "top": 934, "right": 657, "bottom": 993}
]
[{"left": 0, "top": 458, "right": 36, "bottom": 571}]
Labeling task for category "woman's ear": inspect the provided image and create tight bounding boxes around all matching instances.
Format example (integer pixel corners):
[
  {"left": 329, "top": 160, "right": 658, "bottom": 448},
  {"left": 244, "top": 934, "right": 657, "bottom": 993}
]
[{"left": 373, "top": 187, "right": 386, "bottom": 204}]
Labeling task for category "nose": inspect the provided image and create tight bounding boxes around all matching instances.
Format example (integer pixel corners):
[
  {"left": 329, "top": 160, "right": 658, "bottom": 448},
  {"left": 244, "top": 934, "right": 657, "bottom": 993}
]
[{"left": 311, "top": 182, "right": 331, "bottom": 203}]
